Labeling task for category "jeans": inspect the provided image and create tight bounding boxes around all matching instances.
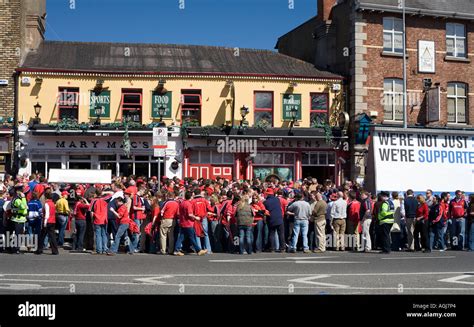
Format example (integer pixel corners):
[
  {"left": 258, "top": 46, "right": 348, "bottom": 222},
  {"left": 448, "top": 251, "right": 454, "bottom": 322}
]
[
  {"left": 26, "top": 219, "right": 42, "bottom": 237},
  {"left": 74, "top": 219, "right": 86, "bottom": 250},
  {"left": 175, "top": 227, "right": 202, "bottom": 253},
  {"left": 8, "top": 222, "right": 25, "bottom": 252},
  {"left": 110, "top": 224, "right": 134, "bottom": 253},
  {"left": 429, "top": 222, "right": 445, "bottom": 250},
  {"left": 209, "top": 220, "right": 221, "bottom": 252},
  {"left": 94, "top": 224, "right": 108, "bottom": 253},
  {"left": 469, "top": 222, "right": 474, "bottom": 251},
  {"left": 268, "top": 224, "right": 285, "bottom": 251},
  {"left": 253, "top": 220, "right": 264, "bottom": 252},
  {"left": 290, "top": 219, "right": 309, "bottom": 251},
  {"left": 451, "top": 218, "right": 465, "bottom": 250},
  {"left": 107, "top": 219, "right": 118, "bottom": 245},
  {"left": 196, "top": 218, "right": 212, "bottom": 253},
  {"left": 131, "top": 219, "right": 142, "bottom": 251},
  {"left": 238, "top": 226, "right": 253, "bottom": 254},
  {"left": 57, "top": 214, "right": 68, "bottom": 246}
]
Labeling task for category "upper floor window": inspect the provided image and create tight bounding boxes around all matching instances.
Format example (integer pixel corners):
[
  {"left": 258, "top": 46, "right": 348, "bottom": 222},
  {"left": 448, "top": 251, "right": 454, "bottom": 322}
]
[
  {"left": 383, "top": 17, "right": 403, "bottom": 54},
  {"left": 181, "top": 89, "right": 202, "bottom": 125},
  {"left": 121, "top": 89, "right": 142, "bottom": 123},
  {"left": 310, "top": 93, "right": 329, "bottom": 126},
  {"left": 447, "top": 82, "right": 467, "bottom": 124},
  {"left": 383, "top": 78, "right": 403, "bottom": 121},
  {"left": 446, "top": 23, "right": 466, "bottom": 58},
  {"left": 58, "top": 87, "right": 79, "bottom": 121},
  {"left": 254, "top": 91, "right": 273, "bottom": 127}
]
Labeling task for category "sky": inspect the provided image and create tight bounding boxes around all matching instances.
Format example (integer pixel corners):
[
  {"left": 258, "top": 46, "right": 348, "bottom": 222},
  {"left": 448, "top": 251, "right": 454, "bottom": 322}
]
[{"left": 44, "top": 0, "right": 317, "bottom": 50}]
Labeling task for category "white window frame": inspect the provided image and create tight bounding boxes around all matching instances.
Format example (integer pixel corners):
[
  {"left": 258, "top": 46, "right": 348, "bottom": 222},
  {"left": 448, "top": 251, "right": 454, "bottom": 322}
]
[
  {"left": 383, "top": 17, "right": 403, "bottom": 54},
  {"left": 383, "top": 78, "right": 403, "bottom": 121},
  {"left": 447, "top": 83, "right": 467, "bottom": 124},
  {"left": 446, "top": 23, "right": 466, "bottom": 58}
]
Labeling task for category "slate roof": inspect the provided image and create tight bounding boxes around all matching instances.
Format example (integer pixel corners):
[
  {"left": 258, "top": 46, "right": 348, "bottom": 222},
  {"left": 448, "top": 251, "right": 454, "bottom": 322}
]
[
  {"left": 356, "top": 0, "right": 474, "bottom": 18},
  {"left": 19, "top": 41, "right": 342, "bottom": 79}
]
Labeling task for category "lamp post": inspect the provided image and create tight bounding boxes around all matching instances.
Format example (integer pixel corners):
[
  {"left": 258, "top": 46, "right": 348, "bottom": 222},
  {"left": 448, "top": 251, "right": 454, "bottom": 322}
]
[
  {"left": 158, "top": 105, "right": 166, "bottom": 123},
  {"left": 289, "top": 106, "right": 298, "bottom": 134},
  {"left": 94, "top": 105, "right": 103, "bottom": 126}
]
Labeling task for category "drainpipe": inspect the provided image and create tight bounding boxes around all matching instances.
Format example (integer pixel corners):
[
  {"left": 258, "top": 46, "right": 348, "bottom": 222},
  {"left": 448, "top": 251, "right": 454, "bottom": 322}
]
[{"left": 12, "top": 70, "right": 20, "bottom": 175}]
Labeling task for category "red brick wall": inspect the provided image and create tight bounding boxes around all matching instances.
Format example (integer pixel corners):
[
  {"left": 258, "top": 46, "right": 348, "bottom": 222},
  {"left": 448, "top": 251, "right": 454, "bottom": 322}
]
[
  {"left": 363, "top": 12, "right": 474, "bottom": 127},
  {"left": 317, "top": 0, "right": 337, "bottom": 21}
]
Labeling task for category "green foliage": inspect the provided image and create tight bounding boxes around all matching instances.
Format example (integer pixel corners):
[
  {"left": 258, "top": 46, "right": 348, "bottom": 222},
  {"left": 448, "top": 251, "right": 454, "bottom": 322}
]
[
  {"left": 311, "top": 119, "right": 335, "bottom": 146},
  {"left": 254, "top": 119, "right": 270, "bottom": 133}
]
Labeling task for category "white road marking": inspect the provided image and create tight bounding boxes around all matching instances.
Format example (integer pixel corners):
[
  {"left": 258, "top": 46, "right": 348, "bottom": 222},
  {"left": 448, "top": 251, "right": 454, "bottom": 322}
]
[
  {"left": 0, "top": 283, "right": 68, "bottom": 290},
  {"left": 438, "top": 275, "right": 474, "bottom": 285},
  {"left": 0, "top": 271, "right": 473, "bottom": 277},
  {"left": 295, "top": 261, "right": 368, "bottom": 264},
  {"left": 381, "top": 256, "right": 456, "bottom": 260},
  {"left": 134, "top": 275, "right": 173, "bottom": 285},
  {"left": 288, "top": 275, "right": 349, "bottom": 288}
]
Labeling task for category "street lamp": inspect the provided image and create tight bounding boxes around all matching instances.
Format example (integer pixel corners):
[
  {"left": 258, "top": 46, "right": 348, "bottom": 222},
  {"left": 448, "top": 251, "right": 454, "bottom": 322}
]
[
  {"left": 240, "top": 105, "right": 249, "bottom": 126},
  {"left": 34, "top": 102, "right": 42, "bottom": 119},
  {"left": 289, "top": 106, "right": 299, "bottom": 135},
  {"left": 94, "top": 105, "right": 103, "bottom": 126},
  {"left": 158, "top": 105, "right": 166, "bottom": 122}
]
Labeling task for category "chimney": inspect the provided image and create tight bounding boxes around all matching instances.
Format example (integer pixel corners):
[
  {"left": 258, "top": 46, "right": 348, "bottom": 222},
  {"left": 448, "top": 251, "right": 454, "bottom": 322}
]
[{"left": 317, "top": 0, "right": 337, "bottom": 21}]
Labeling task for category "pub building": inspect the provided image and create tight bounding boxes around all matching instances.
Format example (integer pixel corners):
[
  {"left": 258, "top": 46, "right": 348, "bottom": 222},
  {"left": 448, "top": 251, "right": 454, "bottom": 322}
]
[{"left": 16, "top": 41, "right": 348, "bottom": 183}]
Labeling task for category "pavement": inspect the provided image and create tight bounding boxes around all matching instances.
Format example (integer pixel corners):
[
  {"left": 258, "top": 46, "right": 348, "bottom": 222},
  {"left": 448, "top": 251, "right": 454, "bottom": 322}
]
[{"left": 0, "top": 250, "right": 473, "bottom": 294}]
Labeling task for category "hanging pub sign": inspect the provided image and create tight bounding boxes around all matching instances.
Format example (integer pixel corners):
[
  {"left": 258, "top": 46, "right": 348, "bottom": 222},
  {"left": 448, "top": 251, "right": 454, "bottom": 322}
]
[
  {"left": 282, "top": 93, "right": 302, "bottom": 121},
  {"left": 90, "top": 90, "right": 111, "bottom": 118},
  {"left": 151, "top": 91, "right": 172, "bottom": 119}
]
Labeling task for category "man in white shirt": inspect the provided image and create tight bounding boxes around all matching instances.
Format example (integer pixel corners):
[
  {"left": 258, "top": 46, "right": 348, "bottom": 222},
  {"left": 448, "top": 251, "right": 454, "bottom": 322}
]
[{"left": 331, "top": 192, "right": 347, "bottom": 251}]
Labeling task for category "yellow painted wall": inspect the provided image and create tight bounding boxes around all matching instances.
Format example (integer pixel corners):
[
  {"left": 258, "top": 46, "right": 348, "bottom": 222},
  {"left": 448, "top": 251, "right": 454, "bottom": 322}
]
[{"left": 18, "top": 73, "right": 341, "bottom": 128}]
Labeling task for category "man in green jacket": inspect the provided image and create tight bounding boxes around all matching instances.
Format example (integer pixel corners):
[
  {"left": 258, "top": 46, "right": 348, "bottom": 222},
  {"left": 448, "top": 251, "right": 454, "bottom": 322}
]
[
  {"left": 10, "top": 184, "right": 28, "bottom": 254},
  {"left": 378, "top": 191, "right": 394, "bottom": 254}
]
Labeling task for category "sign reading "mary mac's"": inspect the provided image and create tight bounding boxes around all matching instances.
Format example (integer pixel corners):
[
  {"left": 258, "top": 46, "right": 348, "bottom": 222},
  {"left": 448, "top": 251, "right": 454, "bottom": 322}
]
[{"left": 372, "top": 130, "right": 474, "bottom": 192}]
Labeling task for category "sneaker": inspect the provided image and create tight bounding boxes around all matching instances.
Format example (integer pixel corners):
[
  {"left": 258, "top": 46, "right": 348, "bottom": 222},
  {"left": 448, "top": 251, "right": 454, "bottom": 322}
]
[
  {"left": 439, "top": 248, "right": 446, "bottom": 252},
  {"left": 303, "top": 249, "right": 311, "bottom": 254},
  {"left": 288, "top": 249, "right": 296, "bottom": 254},
  {"left": 313, "top": 249, "right": 324, "bottom": 253},
  {"left": 106, "top": 252, "right": 115, "bottom": 256},
  {"left": 174, "top": 251, "right": 184, "bottom": 256},
  {"left": 197, "top": 249, "right": 208, "bottom": 256}
]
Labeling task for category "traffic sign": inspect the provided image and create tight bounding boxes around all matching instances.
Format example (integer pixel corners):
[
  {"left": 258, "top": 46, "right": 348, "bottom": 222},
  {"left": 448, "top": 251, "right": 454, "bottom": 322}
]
[{"left": 153, "top": 127, "right": 167, "bottom": 157}]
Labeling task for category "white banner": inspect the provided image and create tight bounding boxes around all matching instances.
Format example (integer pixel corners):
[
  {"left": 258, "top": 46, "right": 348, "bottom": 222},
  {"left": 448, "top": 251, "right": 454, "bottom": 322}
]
[
  {"left": 48, "top": 169, "right": 112, "bottom": 184},
  {"left": 373, "top": 130, "right": 474, "bottom": 193}
]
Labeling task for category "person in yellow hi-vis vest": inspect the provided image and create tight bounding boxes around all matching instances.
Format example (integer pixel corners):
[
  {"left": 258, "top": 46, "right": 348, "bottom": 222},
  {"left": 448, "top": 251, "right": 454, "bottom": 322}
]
[
  {"left": 378, "top": 191, "right": 395, "bottom": 254},
  {"left": 10, "top": 184, "right": 28, "bottom": 254}
]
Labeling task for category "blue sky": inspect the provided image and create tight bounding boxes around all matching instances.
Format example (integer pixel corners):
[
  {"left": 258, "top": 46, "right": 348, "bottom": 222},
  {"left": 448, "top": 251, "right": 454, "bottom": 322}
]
[{"left": 45, "top": 0, "right": 317, "bottom": 50}]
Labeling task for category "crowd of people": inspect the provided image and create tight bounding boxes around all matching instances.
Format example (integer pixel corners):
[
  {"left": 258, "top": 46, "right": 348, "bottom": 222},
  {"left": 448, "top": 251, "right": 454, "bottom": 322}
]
[{"left": 1, "top": 173, "right": 473, "bottom": 256}]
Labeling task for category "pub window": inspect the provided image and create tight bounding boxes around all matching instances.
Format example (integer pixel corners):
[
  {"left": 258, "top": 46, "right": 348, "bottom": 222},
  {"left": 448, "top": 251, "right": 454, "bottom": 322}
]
[
  {"left": 446, "top": 23, "right": 466, "bottom": 58},
  {"left": 383, "top": 78, "right": 403, "bottom": 121},
  {"left": 447, "top": 82, "right": 467, "bottom": 124},
  {"left": 254, "top": 91, "right": 273, "bottom": 127},
  {"left": 310, "top": 93, "right": 329, "bottom": 126},
  {"left": 181, "top": 89, "right": 201, "bottom": 125},
  {"left": 383, "top": 17, "right": 403, "bottom": 54},
  {"left": 58, "top": 87, "right": 79, "bottom": 121},
  {"left": 99, "top": 155, "right": 117, "bottom": 176},
  {"left": 121, "top": 89, "right": 142, "bottom": 123}
]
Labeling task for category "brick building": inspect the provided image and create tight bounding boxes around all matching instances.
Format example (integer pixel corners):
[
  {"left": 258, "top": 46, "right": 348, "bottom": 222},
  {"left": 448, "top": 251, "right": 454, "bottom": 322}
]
[
  {"left": 277, "top": 0, "right": 474, "bottom": 192},
  {"left": 0, "top": 0, "right": 45, "bottom": 175}
]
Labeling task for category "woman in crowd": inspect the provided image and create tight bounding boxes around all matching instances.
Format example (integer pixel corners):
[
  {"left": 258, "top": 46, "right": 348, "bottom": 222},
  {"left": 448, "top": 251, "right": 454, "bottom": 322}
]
[{"left": 415, "top": 195, "right": 429, "bottom": 252}]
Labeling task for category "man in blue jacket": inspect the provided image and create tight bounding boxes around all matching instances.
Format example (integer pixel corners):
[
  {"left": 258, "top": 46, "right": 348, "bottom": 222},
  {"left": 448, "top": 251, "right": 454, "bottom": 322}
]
[{"left": 263, "top": 188, "right": 285, "bottom": 252}]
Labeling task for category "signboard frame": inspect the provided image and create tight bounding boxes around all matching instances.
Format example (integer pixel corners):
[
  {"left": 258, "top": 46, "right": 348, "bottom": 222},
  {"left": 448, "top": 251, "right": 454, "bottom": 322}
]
[{"left": 282, "top": 93, "right": 302, "bottom": 121}]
